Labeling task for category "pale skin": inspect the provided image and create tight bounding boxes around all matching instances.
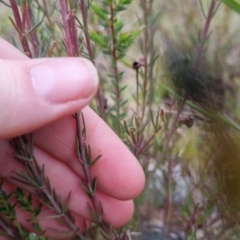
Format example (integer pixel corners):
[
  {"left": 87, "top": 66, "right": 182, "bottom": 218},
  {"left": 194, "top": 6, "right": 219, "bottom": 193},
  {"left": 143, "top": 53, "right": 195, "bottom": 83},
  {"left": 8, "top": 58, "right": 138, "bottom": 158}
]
[{"left": 0, "top": 38, "right": 145, "bottom": 238}]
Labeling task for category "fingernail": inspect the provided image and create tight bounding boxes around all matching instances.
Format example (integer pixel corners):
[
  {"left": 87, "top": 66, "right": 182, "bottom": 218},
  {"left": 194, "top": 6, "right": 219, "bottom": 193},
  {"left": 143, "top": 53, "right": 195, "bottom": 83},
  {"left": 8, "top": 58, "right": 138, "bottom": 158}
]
[{"left": 29, "top": 58, "right": 98, "bottom": 104}]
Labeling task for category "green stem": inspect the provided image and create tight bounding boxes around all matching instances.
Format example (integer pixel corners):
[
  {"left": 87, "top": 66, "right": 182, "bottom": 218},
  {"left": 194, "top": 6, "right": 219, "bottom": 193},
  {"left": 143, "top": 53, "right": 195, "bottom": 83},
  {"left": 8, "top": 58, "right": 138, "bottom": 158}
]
[{"left": 109, "top": 2, "right": 121, "bottom": 135}]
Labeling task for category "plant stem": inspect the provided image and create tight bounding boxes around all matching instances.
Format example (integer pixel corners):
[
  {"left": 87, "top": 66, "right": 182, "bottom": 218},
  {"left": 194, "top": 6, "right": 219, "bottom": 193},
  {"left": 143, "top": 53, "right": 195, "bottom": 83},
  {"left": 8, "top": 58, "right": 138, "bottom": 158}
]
[
  {"left": 109, "top": 1, "right": 121, "bottom": 135},
  {"left": 75, "top": 113, "right": 101, "bottom": 219},
  {"left": 193, "top": 0, "right": 216, "bottom": 71},
  {"left": 163, "top": 95, "right": 187, "bottom": 225},
  {"left": 136, "top": 124, "right": 162, "bottom": 155},
  {"left": 80, "top": 0, "right": 93, "bottom": 61},
  {"left": 75, "top": 113, "right": 112, "bottom": 234},
  {"left": 136, "top": 69, "right": 139, "bottom": 115},
  {"left": 42, "top": 0, "right": 55, "bottom": 35},
  {"left": 80, "top": 0, "right": 105, "bottom": 117},
  {"left": 11, "top": 136, "right": 85, "bottom": 239},
  {"left": 60, "top": 2, "right": 110, "bottom": 233},
  {"left": 183, "top": 204, "right": 199, "bottom": 240},
  {"left": 0, "top": 0, "right": 10, "bottom": 7},
  {"left": 60, "top": 0, "right": 73, "bottom": 56},
  {"left": 41, "top": 185, "right": 85, "bottom": 239},
  {"left": 0, "top": 218, "right": 21, "bottom": 240},
  {"left": 9, "top": 0, "right": 32, "bottom": 58},
  {"left": 141, "top": 0, "right": 149, "bottom": 122},
  {"left": 69, "top": 7, "right": 79, "bottom": 57},
  {"left": 62, "top": 0, "right": 100, "bottom": 218},
  {"left": 25, "top": 5, "right": 39, "bottom": 57},
  {"left": 164, "top": 96, "right": 187, "bottom": 150},
  {"left": 163, "top": 0, "right": 216, "bottom": 226}
]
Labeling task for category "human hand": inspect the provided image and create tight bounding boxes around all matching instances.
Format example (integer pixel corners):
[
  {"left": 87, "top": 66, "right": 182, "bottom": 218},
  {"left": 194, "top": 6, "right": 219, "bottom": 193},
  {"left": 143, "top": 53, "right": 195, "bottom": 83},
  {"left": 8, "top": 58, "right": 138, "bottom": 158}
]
[{"left": 0, "top": 38, "right": 145, "bottom": 238}]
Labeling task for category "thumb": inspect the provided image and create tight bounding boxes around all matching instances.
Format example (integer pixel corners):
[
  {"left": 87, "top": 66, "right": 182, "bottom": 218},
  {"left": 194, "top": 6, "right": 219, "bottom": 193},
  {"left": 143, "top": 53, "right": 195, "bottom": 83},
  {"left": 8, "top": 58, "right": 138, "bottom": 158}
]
[{"left": 0, "top": 57, "right": 98, "bottom": 139}]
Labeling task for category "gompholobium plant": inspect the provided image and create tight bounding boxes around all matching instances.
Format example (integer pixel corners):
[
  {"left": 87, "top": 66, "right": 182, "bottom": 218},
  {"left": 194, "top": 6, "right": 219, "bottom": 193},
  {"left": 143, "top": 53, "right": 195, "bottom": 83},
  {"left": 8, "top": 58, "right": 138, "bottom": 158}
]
[
  {"left": 1, "top": 0, "right": 142, "bottom": 239},
  {"left": 2, "top": 0, "right": 240, "bottom": 240}
]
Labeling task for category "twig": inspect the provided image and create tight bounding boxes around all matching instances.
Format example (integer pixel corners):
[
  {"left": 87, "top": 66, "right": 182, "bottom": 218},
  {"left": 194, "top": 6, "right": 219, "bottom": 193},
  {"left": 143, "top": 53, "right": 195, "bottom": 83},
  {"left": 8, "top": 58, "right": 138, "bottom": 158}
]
[
  {"left": 25, "top": 3, "right": 39, "bottom": 56},
  {"left": 9, "top": 0, "right": 32, "bottom": 58},
  {"left": 136, "top": 124, "right": 162, "bottom": 155},
  {"left": 0, "top": 218, "right": 21, "bottom": 240},
  {"left": 164, "top": 95, "right": 187, "bottom": 150},
  {"left": 163, "top": 0, "right": 217, "bottom": 224},
  {"left": 183, "top": 204, "right": 199, "bottom": 240},
  {"left": 75, "top": 113, "right": 101, "bottom": 219},
  {"left": 60, "top": 0, "right": 73, "bottom": 56},
  {"left": 42, "top": 0, "right": 55, "bottom": 35},
  {"left": 0, "top": 0, "right": 10, "bottom": 7},
  {"left": 75, "top": 113, "right": 113, "bottom": 235},
  {"left": 193, "top": 0, "right": 216, "bottom": 71},
  {"left": 11, "top": 136, "right": 85, "bottom": 239},
  {"left": 60, "top": 1, "right": 111, "bottom": 234},
  {"left": 140, "top": 0, "right": 149, "bottom": 122},
  {"left": 69, "top": 3, "right": 79, "bottom": 57},
  {"left": 109, "top": 1, "right": 121, "bottom": 134},
  {"left": 163, "top": 96, "right": 186, "bottom": 225},
  {"left": 79, "top": 0, "right": 105, "bottom": 117},
  {"left": 136, "top": 68, "right": 139, "bottom": 114}
]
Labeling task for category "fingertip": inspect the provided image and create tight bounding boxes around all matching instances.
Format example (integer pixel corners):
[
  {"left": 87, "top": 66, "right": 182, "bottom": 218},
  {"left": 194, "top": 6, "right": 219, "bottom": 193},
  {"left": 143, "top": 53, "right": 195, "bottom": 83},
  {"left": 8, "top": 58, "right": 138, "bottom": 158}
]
[
  {"left": 29, "top": 58, "right": 98, "bottom": 104},
  {"left": 0, "top": 58, "right": 98, "bottom": 139},
  {"left": 99, "top": 196, "right": 135, "bottom": 228}
]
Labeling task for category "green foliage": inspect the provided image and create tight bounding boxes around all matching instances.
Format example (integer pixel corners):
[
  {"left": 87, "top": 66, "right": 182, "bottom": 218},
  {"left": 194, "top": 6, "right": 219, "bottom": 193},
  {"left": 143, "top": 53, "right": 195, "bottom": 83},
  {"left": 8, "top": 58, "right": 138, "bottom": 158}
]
[
  {"left": 89, "top": 0, "right": 139, "bottom": 135},
  {"left": 91, "top": 3, "right": 109, "bottom": 21},
  {"left": 28, "top": 233, "right": 47, "bottom": 240},
  {"left": 90, "top": 0, "right": 138, "bottom": 59},
  {"left": 222, "top": 0, "right": 240, "bottom": 14},
  {"left": 0, "top": 184, "right": 17, "bottom": 222}
]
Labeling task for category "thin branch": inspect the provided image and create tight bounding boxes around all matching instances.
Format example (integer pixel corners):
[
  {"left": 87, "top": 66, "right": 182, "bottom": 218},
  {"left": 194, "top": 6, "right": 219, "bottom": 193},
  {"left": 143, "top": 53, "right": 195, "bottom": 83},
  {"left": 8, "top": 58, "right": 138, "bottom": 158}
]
[
  {"left": 164, "top": 95, "right": 187, "bottom": 150},
  {"left": 9, "top": 0, "right": 33, "bottom": 58},
  {"left": 80, "top": 0, "right": 94, "bottom": 61},
  {"left": 0, "top": 218, "right": 21, "bottom": 240},
  {"left": 136, "top": 124, "right": 162, "bottom": 155},
  {"left": 10, "top": 136, "right": 85, "bottom": 239},
  {"left": 193, "top": 0, "right": 216, "bottom": 71},
  {"left": 75, "top": 113, "right": 101, "bottom": 218},
  {"left": 162, "top": 1, "right": 217, "bottom": 226},
  {"left": 60, "top": 0, "right": 73, "bottom": 56},
  {"left": 80, "top": 0, "right": 105, "bottom": 117},
  {"left": 140, "top": 0, "right": 149, "bottom": 122},
  {"left": 25, "top": 4, "right": 39, "bottom": 56},
  {"left": 109, "top": 1, "right": 121, "bottom": 134},
  {"left": 183, "top": 204, "right": 199, "bottom": 240},
  {"left": 69, "top": 7, "right": 79, "bottom": 56},
  {"left": 0, "top": 0, "right": 10, "bottom": 7}
]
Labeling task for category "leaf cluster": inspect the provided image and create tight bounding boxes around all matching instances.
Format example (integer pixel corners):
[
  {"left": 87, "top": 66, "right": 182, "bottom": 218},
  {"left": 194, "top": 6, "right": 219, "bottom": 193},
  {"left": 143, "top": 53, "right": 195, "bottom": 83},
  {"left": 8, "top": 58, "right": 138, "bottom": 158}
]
[
  {"left": 90, "top": 0, "right": 139, "bottom": 59},
  {"left": 0, "top": 180, "right": 45, "bottom": 239}
]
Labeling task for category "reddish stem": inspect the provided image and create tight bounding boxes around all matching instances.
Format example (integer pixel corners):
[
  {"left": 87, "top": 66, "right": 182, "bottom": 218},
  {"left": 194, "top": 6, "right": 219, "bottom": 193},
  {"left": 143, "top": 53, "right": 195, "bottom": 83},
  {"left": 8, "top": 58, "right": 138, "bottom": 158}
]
[
  {"left": 26, "top": 6, "right": 39, "bottom": 57},
  {"left": 141, "top": 0, "right": 149, "bottom": 122},
  {"left": 69, "top": 8, "right": 79, "bottom": 56},
  {"left": 60, "top": 0, "right": 73, "bottom": 56},
  {"left": 79, "top": 0, "right": 105, "bottom": 117},
  {"left": 193, "top": 0, "right": 216, "bottom": 71},
  {"left": 9, "top": 0, "right": 22, "bottom": 30},
  {"left": 21, "top": 0, "right": 27, "bottom": 31},
  {"left": 9, "top": 0, "right": 32, "bottom": 58},
  {"left": 75, "top": 113, "right": 101, "bottom": 218},
  {"left": 136, "top": 124, "right": 162, "bottom": 155}
]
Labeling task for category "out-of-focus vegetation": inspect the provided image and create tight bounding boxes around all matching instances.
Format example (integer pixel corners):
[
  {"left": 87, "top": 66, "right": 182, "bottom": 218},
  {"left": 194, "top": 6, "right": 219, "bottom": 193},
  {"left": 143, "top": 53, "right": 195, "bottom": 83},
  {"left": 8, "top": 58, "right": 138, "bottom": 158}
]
[{"left": 1, "top": 0, "right": 240, "bottom": 239}]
